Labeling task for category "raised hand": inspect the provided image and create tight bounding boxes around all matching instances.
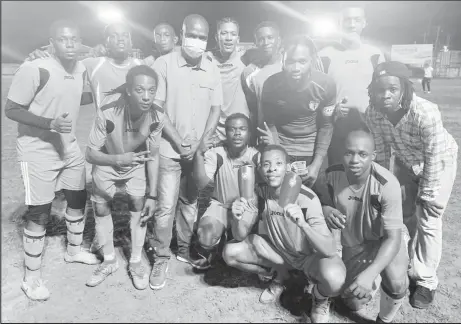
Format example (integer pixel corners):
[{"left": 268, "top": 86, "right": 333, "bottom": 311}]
[
  {"left": 257, "top": 122, "right": 275, "bottom": 145},
  {"left": 115, "top": 150, "right": 154, "bottom": 168}
]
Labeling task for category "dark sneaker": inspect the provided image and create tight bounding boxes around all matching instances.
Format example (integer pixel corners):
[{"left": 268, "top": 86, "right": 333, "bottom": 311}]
[
  {"left": 410, "top": 286, "right": 435, "bottom": 309},
  {"left": 149, "top": 258, "right": 169, "bottom": 290},
  {"left": 376, "top": 315, "right": 386, "bottom": 323}
]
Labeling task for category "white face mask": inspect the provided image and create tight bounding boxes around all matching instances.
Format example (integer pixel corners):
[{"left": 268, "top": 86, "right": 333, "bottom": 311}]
[{"left": 182, "top": 36, "right": 207, "bottom": 59}]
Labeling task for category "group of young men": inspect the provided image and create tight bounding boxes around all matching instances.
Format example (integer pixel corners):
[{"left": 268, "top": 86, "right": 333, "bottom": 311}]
[{"left": 5, "top": 4, "right": 458, "bottom": 324}]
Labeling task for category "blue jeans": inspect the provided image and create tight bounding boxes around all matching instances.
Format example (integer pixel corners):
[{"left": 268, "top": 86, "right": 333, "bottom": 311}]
[{"left": 148, "top": 156, "right": 198, "bottom": 258}]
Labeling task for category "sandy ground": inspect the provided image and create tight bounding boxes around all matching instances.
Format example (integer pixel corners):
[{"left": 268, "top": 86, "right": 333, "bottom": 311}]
[{"left": 1, "top": 76, "right": 461, "bottom": 323}]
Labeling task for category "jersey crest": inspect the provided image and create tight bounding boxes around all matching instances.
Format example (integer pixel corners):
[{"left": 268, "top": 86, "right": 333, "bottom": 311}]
[{"left": 308, "top": 100, "right": 320, "bottom": 111}]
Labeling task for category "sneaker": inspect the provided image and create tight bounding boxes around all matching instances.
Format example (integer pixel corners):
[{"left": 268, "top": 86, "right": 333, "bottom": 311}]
[
  {"left": 176, "top": 253, "right": 211, "bottom": 270},
  {"left": 259, "top": 280, "right": 285, "bottom": 304},
  {"left": 149, "top": 258, "right": 169, "bottom": 290},
  {"left": 128, "top": 263, "right": 149, "bottom": 290},
  {"left": 310, "top": 291, "right": 331, "bottom": 323},
  {"left": 86, "top": 260, "right": 119, "bottom": 287},
  {"left": 65, "top": 249, "right": 100, "bottom": 265},
  {"left": 410, "top": 285, "right": 435, "bottom": 309},
  {"left": 21, "top": 277, "right": 50, "bottom": 301},
  {"left": 258, "top": 268, "right": 275, "bottom": 283}
]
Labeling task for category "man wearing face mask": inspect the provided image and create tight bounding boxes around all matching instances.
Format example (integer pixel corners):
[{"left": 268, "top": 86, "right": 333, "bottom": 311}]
[
  {"left": 318, "top": 6, "right": 385, "bottom": 166},
  {"left": 146, "top": 14, "right": 223, "bottom": 290},
  {"left": 144, "top": 23, "right": 180, "bottom": 66},
  {"left": 207, "top": 17, "right": 249, "bottom": 144}
]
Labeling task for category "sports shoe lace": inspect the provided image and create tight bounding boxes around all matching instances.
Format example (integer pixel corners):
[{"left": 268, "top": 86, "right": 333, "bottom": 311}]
[
  {"left": 313, "top": 297, "right": 331, "bottom": 315},
  {"left": 93, "top": 263, "right": 112, "bottom": 276},
  {"left": 130, "top": 264, "right": 145, "bottom": 278},
  {"left": 152, "top": 260, "right": 166, "bottom": 276}
]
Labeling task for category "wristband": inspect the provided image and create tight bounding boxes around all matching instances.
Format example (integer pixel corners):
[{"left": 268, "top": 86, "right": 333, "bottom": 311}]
[{"left": 146, "top": 195, "right": 158, "bottom": 201}]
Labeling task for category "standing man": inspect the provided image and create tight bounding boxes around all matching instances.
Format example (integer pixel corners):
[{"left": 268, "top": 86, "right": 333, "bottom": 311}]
[
  {"left": 260, "top": 35, "right": 337, "bottom": 188},
  {"left": 27, "top": 22, "right": 143, "bottom": 110},
  {"left": 223, "top": 145, "right": 346, "bottom": 323},
  {"left": 365, "top": 61, "right": 458, "bottom": 309},
  {"left": 144, "top": 23, "right": 180, "bottom": 66},
  {"left": 208, "top": 18, "right": 249, "bottom": 143},
  {"left": 5, "top": 20, "right": 98, "bottom": 301},
  {"left": 422, "top": 61, "right": 434, "bottom": 94},
  {"left": 322, "top": 126, "right": 408, "bottom": 323},
  {"left": 147, "top": 14, "right": 223, "bottom": 290},
  {"left": 242, "top": 21, "right": 283, "bottom": 133},
  {"left": 85, "top": 65, "right": 165, "bottom": 290},
  {"left": 318, "top": 6, "right": 385, "bottom": 166}
]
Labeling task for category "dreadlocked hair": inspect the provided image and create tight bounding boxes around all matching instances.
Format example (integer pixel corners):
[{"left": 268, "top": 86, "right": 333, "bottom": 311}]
[
  {"left": 368, "top": 77, "right": 414, "bottom": 111},
  {"left": 282, "top": 34, "right": 324, "bottom": 72},
  {"left": 104, "top": 65, "right": 159, "bottom": 97}
]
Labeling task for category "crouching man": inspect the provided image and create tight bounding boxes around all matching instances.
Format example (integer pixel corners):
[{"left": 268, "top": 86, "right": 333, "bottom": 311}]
[
  {"left": 223, "top": 144, "right": 346, "bottom": 323},
  {"left": 321, "top": 126, "right": 408, "bottom": 323}
]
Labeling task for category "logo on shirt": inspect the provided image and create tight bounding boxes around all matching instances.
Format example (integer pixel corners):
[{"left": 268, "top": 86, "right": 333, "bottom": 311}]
[
  {"left": 217, "top": 63, "right": 234, "bottom": 69},
  {"left": 64, "top": 75, "right": 75, "bottom": 80},
  {"left": 270, "top": 211, "right": 284, "bottom": 217},
  {"left": 345, "top": 60, "right": 359, "bottom": 64},
  {"left": 308, "top": 101, "right": 320, "bottom": 111},
  {"left": 348, "top": 196, "right": 363, "bottom": 202},
  {"left": 126, "top": 128, "right": 139, "bottom": 133},
  {"left": 323, "top": 105, "right": 335, "bottom": 117}
]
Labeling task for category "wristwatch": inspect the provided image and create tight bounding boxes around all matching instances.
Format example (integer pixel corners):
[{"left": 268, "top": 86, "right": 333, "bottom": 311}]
[{"left": 146, "top": 195, "right": 158, "bottom": 201}]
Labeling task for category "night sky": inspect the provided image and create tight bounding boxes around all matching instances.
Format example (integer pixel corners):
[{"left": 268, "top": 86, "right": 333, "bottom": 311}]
[{"left": 2, "top": 1, "right": 461, "bottom": 62}]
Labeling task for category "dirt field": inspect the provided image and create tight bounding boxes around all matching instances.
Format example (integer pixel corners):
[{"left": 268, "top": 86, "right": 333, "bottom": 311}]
[{"left": 1, "top": 76, "right": 461, "bottom": 323}]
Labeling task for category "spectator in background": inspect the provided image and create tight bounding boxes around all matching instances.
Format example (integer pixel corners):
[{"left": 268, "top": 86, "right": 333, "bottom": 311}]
[
  {"left": 144, "top": 23, "right": 180, "bottom": 66},
  {"left": 422, "top": 61, "right": 434, "bottom": 94}
]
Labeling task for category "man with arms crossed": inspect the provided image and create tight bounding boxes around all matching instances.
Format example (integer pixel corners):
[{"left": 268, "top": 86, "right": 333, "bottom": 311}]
[
  {"left": 5, "top": 20, "right": 98, "bottom": 301},
  {"left": 318, "top": 6, "right": 385, "bottom": 166},
  {"left": 322, "top": 126, "right": 408, "bottom": 323},
  {"left": 223, "top": 145, "right": 346, "bottom": 323},
  {"left": 366, "top": 61, "right": 458, "bottom": 309},
  {"left": 85, "top": 65, "right": 165, "bottom": 290},
  {"left": 261, "top": 35, "right": 336, "bottom": 188},
  {"left": 193, "top": 113, "right": 260, "bottom": 268},
  {"left": 146, "top": 14, "right": 223, "bottom": 289}
]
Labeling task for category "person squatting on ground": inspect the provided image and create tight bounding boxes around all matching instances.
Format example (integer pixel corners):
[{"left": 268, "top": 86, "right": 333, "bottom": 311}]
[
  {"left": 260, "top": 35, "right": 337, "bottom": 189},
  {"left": 145, "top": 14, "right": 223, "bottom": 290},
  {"left": 365, "top": 61, "right": 458, "bottom": 309},
  {"left": 320, "top": 126, "right": 409, "bottom": 323},
  {"left": 5, "top": 20, "right": 98, "bottom": 301},
  {"left": 223, "top": 145, "right": 346, "bottom": 323},
  {"left": 193, "top": 113, "right": 262, "bottom": 268},
  {"left": 85, "top": 65, "right": 166, "bottom": 290}
]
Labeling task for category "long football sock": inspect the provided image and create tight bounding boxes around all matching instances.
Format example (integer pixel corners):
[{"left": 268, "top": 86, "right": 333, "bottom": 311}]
[
  {"left": 94, "top": 214, "right": 115, "bottom": 261},
  {"left": 129, "top": 211, "right": 146, "bottom": 264},
  {"left": 378, "top": 287, "right": 405, "bottom": 323},
  {"left": 23, "top": 228, "right": 46, "bottom": 278}
]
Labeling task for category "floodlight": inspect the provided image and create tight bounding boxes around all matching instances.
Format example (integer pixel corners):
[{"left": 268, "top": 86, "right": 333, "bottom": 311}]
[
  {"left": 311, "top": 17, "right": 338, "bottom": 38},
  {"left": 98, "top": 5, "right": 124, "bottom": 24}
]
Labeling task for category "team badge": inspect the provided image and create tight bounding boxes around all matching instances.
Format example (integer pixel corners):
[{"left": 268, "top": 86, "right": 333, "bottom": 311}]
[
  {"left": 308, "top": 100, "right": 320, "bottom": 111},
  {"left": 323, "top": 105, "right": 335, "bottom": 117}
]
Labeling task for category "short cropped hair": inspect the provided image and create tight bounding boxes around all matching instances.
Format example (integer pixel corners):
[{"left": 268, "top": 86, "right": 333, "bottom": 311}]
[
  {"left": 104, "top": 22, "right": 131, "bottom": 39},
  {"left": 225, "top": 113, "right": 250, "bottom": 129},
  {"left": 154, "top": 23, "right": 177, "bottom": 36},
  {"left": 217, "top": 17, "right": 240, "bottom": 33},
  {"left": 105, "top": 65, "right": 158, "bottom": 96},
  {"left": 260, "top": 144, "right": 289, "bottom": 163},
  {"left": 283, "top": 34, "right": 317, "bottom": 57},
  {"left": 254, "top": 21, "right": 280, "bottom": 38},
  {"left": 49, "top": 20, "right": 80, "bottom": 38}
]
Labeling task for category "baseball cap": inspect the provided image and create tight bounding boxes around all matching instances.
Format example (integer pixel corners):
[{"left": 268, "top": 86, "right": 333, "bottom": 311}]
[{"left": 372, "top": 61, "right": 412, "bottom": 82}]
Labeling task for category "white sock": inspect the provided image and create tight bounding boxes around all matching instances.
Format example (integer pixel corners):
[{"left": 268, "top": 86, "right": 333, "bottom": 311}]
[
  {"left": 23, "top": 228, "right": 46, "bottom": 278},
  {"left": 94, "top": 214, "right": 115, "bottom": 262},
  {"left": 129, "top": 211, "right": 146, "bottom": 264},
  {"left": 378, "top": 288, "right": 404, "bottom": 323},
  {"left": 65, "top": 213, "right": 85, "bottom": 255},
  {"left": 313, "top": 284, "right": 328, "bottom": 300}
]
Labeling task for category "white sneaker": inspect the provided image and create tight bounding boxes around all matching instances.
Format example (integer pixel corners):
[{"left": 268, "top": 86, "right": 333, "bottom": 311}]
[
  {"left": 65, "top": 249, "right": 100, "bottom": 265},
  {"left": 86, "top": 260, "right": 119, "bottom": 287},
  {"left": 310, "top": 290, "right": 331, "bottom": 323},
  {"left": 21, "top": 277, "right": 50, "bottom": 301},
  {"left": 259, "top": 280, "right": 285, "bottom": 304},
  {"left": 129, "top": 263, "right": 149, "bottom": 290}
]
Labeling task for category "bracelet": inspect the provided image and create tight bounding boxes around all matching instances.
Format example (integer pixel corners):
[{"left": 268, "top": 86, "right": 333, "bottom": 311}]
[{"left": 145, "top": 195, "right": 158, "bottom": 201}]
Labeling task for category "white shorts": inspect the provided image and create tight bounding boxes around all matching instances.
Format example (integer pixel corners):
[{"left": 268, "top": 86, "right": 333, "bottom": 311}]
[
  {"left": 20, "top": 153, "right": 86, "bottom": 206},
  {"left": 91, "top": 164, "right": 146, "bottom": 203}
]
